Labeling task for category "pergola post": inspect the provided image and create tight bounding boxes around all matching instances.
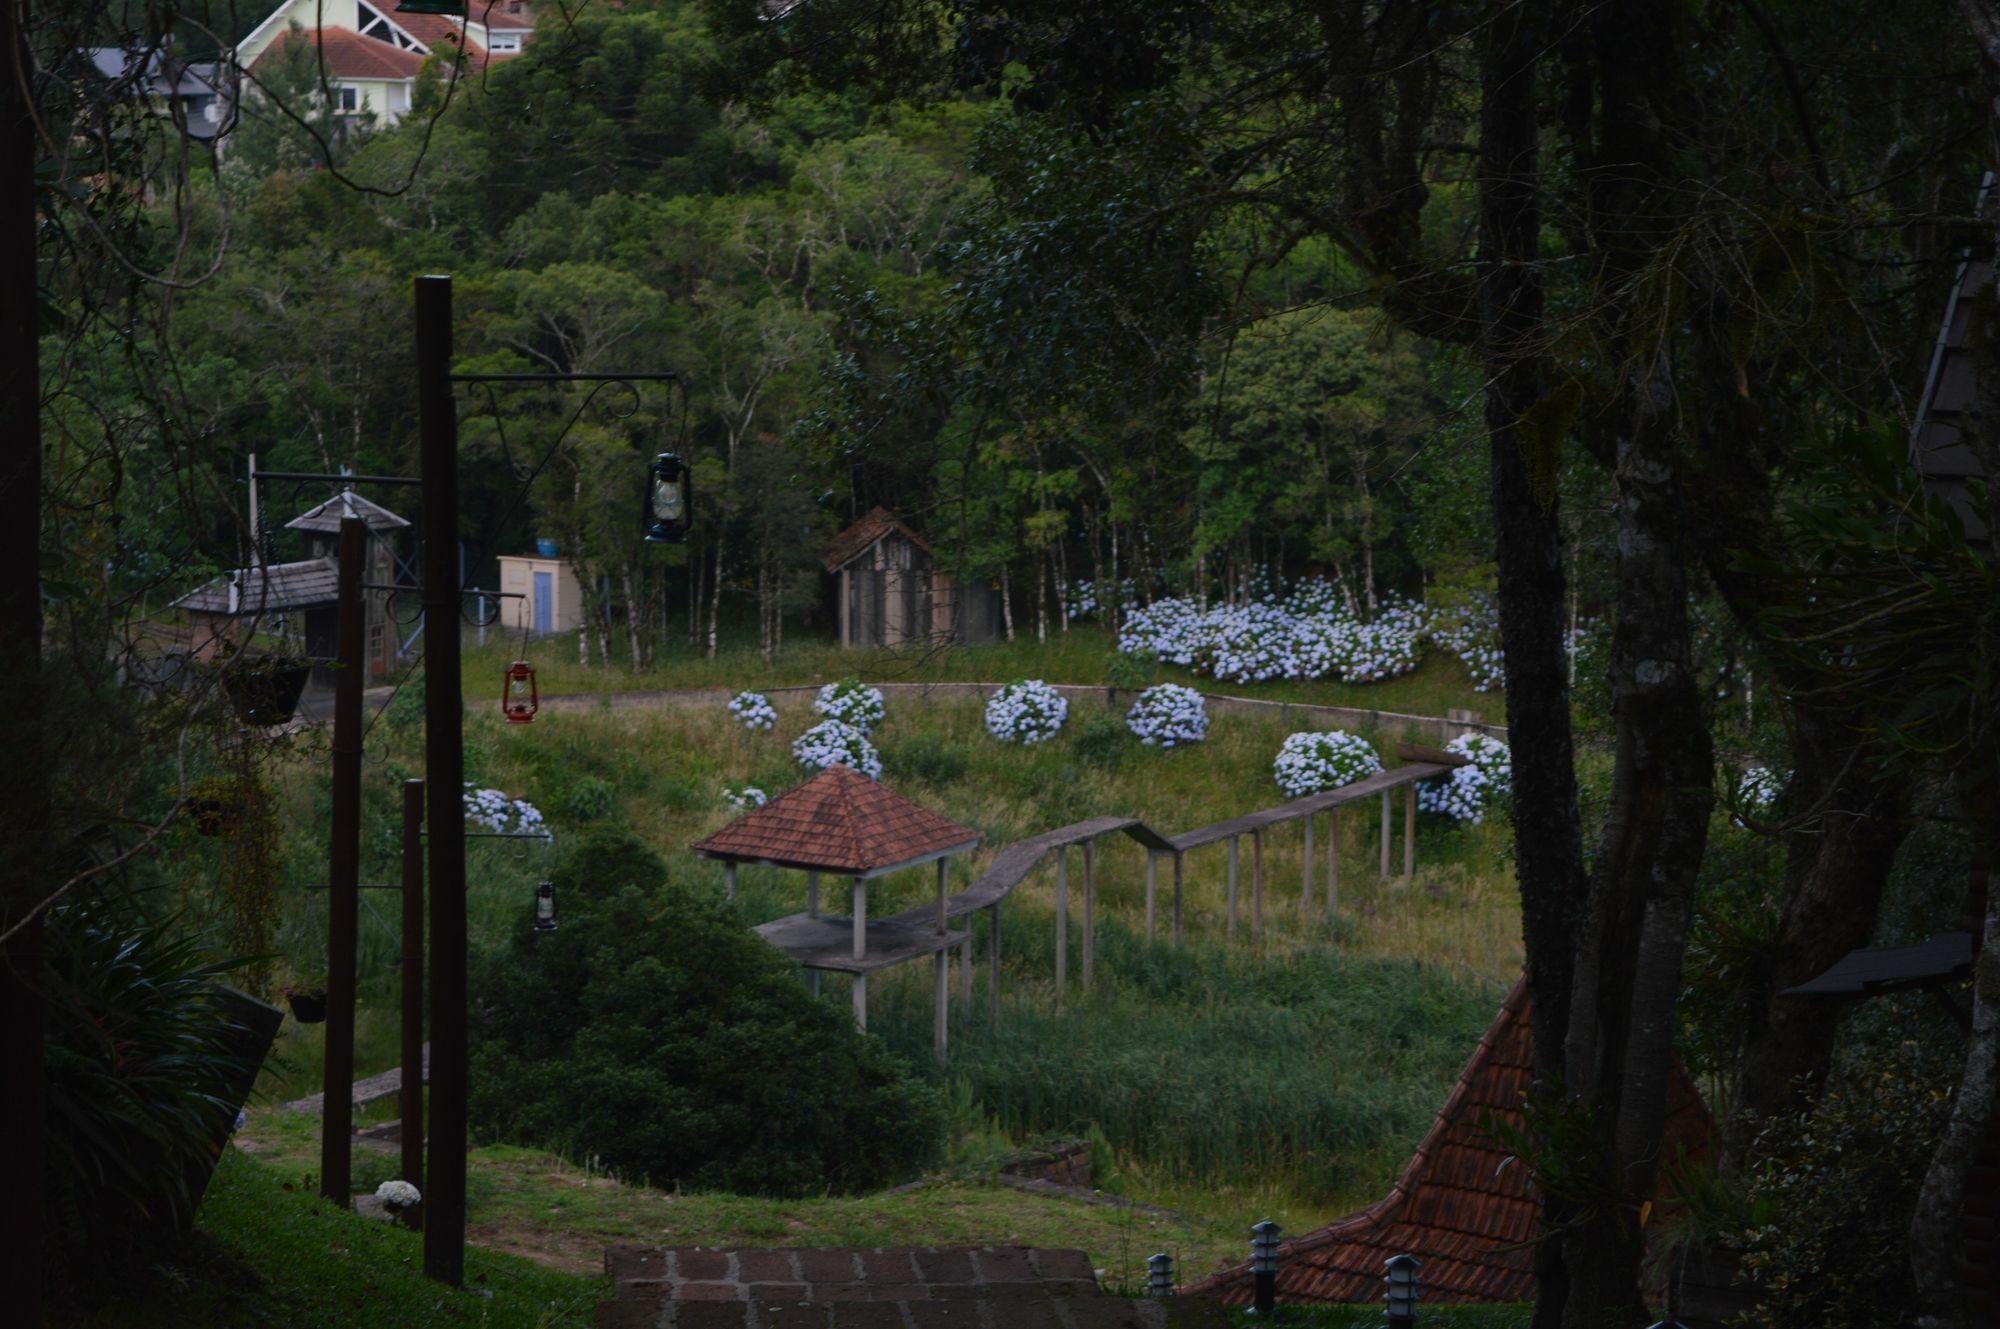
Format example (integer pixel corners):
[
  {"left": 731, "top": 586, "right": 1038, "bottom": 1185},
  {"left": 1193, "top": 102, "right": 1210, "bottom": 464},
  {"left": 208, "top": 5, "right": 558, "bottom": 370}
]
[
  {"left": 1172, "top": 852, "right": 1185, "bottom": 945},
  {"left": 807, "top": 869, "right": 819, "bottom": 917},
  {"left": 1082, "top": 838, "right": 1096, "bottom": 992},
  {"left": 1226, "top": 835, "right": 1240, "bottom": 938},
  {"left": 1252, "top": 829, "right": 1265, "bottom": 939},
  {"left": 1327, "top": 807, "right": 1341, "bottom": 916},
  {"left": 1145, "top": 852, "right": 1158, "bottom": 941},
  {"left": 1380, "top": 789, "right": 1392, "bottom": 876},
  {"left": 1301, "top": 811, "right": 1314, "bottom": 908},
  {"left": 724, "top": 862, "right": 737, "bottom": 903},
  {"left": 1054, "top": 845, "right": 1068, "bottom": 1008},
  {"left": 1404, "top": 783, "right": 1418, "bottom": 877}
]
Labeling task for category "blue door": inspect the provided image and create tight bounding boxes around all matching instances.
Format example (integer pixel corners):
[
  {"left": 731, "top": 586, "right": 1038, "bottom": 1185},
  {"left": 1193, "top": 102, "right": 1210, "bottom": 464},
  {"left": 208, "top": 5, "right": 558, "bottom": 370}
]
[{"left": 534, "top": 571, "right": 553, "bottom": 635}]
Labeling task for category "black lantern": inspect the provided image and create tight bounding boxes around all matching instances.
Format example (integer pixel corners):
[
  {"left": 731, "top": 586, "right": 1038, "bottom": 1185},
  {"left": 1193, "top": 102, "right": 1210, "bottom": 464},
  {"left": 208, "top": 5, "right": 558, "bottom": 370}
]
[
  {"left": 642, "top": 452, "right": 690, "bottom": 544},
  {"left": 533, "top": 881, "right": 557, "bottom": 933}
]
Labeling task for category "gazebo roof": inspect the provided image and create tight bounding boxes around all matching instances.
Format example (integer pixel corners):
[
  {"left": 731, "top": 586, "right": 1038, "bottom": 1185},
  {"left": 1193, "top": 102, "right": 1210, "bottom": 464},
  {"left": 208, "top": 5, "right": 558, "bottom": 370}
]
[
  {"left": 691, "top": 764, "right": 981, "bottom": 877},
  {"left": 286, "top": 490, "right": 411, "bottom": 535}
]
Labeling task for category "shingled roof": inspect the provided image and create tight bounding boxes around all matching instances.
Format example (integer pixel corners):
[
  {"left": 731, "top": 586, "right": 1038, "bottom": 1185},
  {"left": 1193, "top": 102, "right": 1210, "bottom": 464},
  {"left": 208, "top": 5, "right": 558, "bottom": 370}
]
[
  {"left": 691, "top": 764, "right": 981, "bottom": 877},
  {"left": 823, "top": 506, "right": 930, "bottom": 572},
  {"left": 171, "top": 558, "right": 341, "bottom": 615},
  {"left": 286, "top": 490, "right": 411, "bottom": 535},
  {"left": 1911, "top": 177, "right": 1994, "bottom": 548},
  {"left": 1182, "top": 978, "right": 1714, "bottom": 1306}
]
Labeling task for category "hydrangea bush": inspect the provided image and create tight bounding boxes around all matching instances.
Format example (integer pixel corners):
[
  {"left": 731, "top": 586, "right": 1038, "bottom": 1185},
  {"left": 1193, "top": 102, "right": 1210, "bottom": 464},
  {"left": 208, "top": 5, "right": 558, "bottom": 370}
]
[
  {"left": 1739, "top": 766, "right": 1785, "bottom": 809},
  {"left": 792, "top": 720, "right": 883, "bottom": 780},
  {"left": 1272, "top": 730, "right": 1384, "bottom": 798},
  {"left": 722, "top": 783, "right": 768, "bottom": 810},
  {"left": 1125, "top": 683, "right": 1209, "bottom": 747},
  {"left": 984, "top": 679, "right": 1070, "bottom": 744},
  {"left": 1116, "top": 579, "right": 1431, "bottom": 686},
  {"left": 814, "top": 677, "right": 886, "bottom": 733},
  {"left": 1417, "top": 733, "right": 1513, "bottom": 824},
  {"left": 464, "top": 785, "right": 545, "bottom": 835},
  {"left": 727, "top": 690, "right": 777, "bottom": 731}
]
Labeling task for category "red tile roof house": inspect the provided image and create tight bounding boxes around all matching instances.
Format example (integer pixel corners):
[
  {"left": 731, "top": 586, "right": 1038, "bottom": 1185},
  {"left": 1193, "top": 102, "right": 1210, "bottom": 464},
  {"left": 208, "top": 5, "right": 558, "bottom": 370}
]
[
  {"left": 1181, "top": 978, "right": 1716, "bottom": 1312},
  {"left": 235, "top": 0, "right": 533, "bottom": 127}
]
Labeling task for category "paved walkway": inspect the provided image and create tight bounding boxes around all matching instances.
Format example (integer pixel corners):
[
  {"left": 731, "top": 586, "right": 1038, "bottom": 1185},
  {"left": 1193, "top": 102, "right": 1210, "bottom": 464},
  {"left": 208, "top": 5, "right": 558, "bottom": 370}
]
[{"left": 597, "top": 1247, "right": 1229, "bottom": 1329}]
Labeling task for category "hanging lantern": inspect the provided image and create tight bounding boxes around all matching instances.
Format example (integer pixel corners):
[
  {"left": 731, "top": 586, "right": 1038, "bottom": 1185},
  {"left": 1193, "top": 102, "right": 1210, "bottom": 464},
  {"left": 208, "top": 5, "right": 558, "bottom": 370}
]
[
  {"left": 533, "top": 881, "right": 557, "bottom": 933},
  {"left": 502, "top": 659, "right": 538, "bottom": 724},
  {"left": 642, "top": 452, "right": 690, "bottom": 544}
]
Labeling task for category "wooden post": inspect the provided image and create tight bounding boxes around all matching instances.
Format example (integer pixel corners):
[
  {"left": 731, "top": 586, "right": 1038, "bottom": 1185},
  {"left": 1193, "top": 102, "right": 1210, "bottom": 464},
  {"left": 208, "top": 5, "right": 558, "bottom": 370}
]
[
  {"left": 1226, "top": 836, "right": 1240, "bottom": 938},
  {"left": 807, "top": 869, "right": 819, "bottom": 917},
  {"left": 1082, "top": 838, "right": 1096, "bottom": 992},
  {"left": 1404, "top": 783, "right": 1418, "bottom": 877},
  {"left": 1145, "top": 852, "right": 1158, "bottom": 941},
  {"left": 852, "top": 876, "right": 867, "bottom": 959},
  {"left": 1172, "top": 852, "right": 1185, "bottom": 946},
  {"left": 934, "top": 859, "right": 949, "bottom": 1062},
  {"left": 853, "top": 972, "right": 868, "bottom": 1029},
  {"left": 322, "top": 516, "right": 367, "bottom": 1209},
  {"left": 988, "top": 902, "right": 1002, "bottom": 1024},
  {"left": 1327, "top": 807, "right": 1340, "bottom": 916},
  {"left": 1252, "top": 829, "right": 1265, "bottom": 939},
  {"left": 1301, "top": 811, "right": 1314, "bottom": 908},
  {"left": 1379, "top": 789, "right": 1392, "bottom": 877},
  {"left": 723, "top": 862, "right": 737, "bottom": 903},
  {"left": 960, "top": 937, "right": 973, "bottom": 1003},
  {"left": 399, "top": 779, "right": 424, "bottom": 1231},
  {"left": 1054, "top": 846, "right": 1068, "bottom": 1008}
]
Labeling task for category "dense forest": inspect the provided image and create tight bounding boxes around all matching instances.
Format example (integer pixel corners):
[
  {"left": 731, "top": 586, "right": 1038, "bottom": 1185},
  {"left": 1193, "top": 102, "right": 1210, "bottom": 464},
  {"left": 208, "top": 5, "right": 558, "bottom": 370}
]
[{"left": 11, "top": 1, "right": 2000, "bottom": 1327}]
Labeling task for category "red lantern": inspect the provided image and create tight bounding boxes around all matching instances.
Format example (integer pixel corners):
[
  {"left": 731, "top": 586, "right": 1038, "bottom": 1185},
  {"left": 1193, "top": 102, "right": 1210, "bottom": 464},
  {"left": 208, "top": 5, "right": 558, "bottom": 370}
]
[{"left": 502, "top": 660, "right": 538, "bottom": 724}]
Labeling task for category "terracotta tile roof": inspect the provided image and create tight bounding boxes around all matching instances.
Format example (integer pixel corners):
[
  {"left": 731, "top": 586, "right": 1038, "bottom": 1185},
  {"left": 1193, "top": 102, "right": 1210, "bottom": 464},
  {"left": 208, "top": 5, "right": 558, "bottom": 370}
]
[
  {"left": 823, "top": 506, "right": 930, "bottom": 572},
  {"left": 1182, "top": 978, "right": 1715, "bottom": 1306},
  {"left": 386, "top": 12, "right": 493, "bottom": 67},
  {"left": 258, "top": 26, "right": 425, "bottom": 80},
  {"left": 286, "top": 490, "right": 411, "bottom": 535},
  {"left": 691, "top": 765, "right": 981, "bottom": 876},
  {"left": 466, "top": 0, "right": 535, "bottom": 33}
]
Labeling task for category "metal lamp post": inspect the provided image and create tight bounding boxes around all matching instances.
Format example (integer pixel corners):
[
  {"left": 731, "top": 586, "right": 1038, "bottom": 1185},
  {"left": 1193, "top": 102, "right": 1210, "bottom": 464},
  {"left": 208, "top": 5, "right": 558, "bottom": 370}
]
[
  {"left": 1251, "top": 1219, "right": 1282, "bottom": 1316},
  {"left": 1383, "top": 1253, "right": 1421, "bottom": 1329}
]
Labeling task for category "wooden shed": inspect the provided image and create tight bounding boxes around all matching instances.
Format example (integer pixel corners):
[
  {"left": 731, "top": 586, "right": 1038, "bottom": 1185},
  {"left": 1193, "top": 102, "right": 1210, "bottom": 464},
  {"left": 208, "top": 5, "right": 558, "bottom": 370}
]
[
  {"left": 496, "top": 553, "right": 585, "bottom": 636},
  {"left": 823, "top": 507, "right": 1001, "bottom": 649}
]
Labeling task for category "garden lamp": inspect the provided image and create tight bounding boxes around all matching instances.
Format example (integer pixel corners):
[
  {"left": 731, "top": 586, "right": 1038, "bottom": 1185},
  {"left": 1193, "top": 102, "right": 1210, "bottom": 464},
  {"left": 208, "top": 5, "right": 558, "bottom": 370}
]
[
  {"left": 1250, "top": 1219, "right": 1281, "bottom": 1316},
  {"left": 1383, "top": 1254, "right": 1421, "bottom": 1329},
  {"left": 502, "top": 659, "right": 538, "bottom": 724},
  {"left": 1146, "top": 1253, "right": 1174, "bottom": 1298},
  {"left": 533, "top": 881, "right": 557, "bottom": 933},
  {"left": 642, "top": 452, "right": 690, "bottom": 544}
]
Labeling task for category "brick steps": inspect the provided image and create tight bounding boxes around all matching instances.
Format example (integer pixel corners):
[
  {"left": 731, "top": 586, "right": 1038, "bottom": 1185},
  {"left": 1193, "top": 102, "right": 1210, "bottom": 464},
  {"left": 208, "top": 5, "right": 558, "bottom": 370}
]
[{"left": 597, "top": 1247, "right": 1229, "bottom": 1329}]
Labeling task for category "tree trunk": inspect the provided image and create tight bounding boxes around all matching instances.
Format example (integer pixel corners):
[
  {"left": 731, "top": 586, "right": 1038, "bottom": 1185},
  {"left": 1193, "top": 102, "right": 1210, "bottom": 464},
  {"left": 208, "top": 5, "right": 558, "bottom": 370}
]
[
  {"left": 1000, "top": 562, "right": 1015, "bottom": 642},
  {"left": 621, "top": 562, "right": 643, "bottom": 671}
]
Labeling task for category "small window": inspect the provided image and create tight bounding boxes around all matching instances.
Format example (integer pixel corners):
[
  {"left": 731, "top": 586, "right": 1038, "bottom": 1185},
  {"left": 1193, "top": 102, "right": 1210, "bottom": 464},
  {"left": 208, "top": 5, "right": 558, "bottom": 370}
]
[
  {"left": 337, "top": 86, "right": 359, "bottom": 112},
  {"left": 489, "top": 32, "right": 522, "bottom": 51}
]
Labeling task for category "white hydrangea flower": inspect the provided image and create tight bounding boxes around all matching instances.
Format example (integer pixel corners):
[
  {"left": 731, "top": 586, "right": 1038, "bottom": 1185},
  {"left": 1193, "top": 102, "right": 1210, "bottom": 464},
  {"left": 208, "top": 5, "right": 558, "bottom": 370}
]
[
  {"left": 792, "top": 719, "right": 883, "bottom": 780},
  {"left": 985, "top": 679, "right": 1070, "bottom": 744},
  {"left": 462, "top": 784, "right": 544, "bottom": 834},
  {"left": 813, "top": 678, "right": 886, "bottom": 733},
  {"left": 726, "top": 690, "right": 777, "bottom": 732},
  {"left": 1115, "top": 579, "right": 1427, "bottom": 686},
  {"left": 1272, "top": 730, "right": 1384, "bottom": 798},
  {"left": 374, "top": 1179, "right": 421, "bottom": 1210},
  {"left": 1417, "top": 733, "right": 1513, "bottom": 824},
  {"left": 722, "top": 783, "right": 768, "bottom": 809},
  {"left": 1125, "top": 684, "right": 1209, "bottom": 748}
]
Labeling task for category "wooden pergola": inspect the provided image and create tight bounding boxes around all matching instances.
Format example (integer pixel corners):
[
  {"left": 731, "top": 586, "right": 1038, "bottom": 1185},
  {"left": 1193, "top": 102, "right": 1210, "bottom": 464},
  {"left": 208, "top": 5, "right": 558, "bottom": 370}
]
[{"left": 690, "top": 764, "right": 982, "bottom": 1058}]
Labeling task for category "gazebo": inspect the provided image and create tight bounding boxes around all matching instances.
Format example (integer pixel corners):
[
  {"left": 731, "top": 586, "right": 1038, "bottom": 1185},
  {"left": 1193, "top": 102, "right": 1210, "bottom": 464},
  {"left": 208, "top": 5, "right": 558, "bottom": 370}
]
[{"left": 691, "top": 765, "right": 982, "bottom": 1058}]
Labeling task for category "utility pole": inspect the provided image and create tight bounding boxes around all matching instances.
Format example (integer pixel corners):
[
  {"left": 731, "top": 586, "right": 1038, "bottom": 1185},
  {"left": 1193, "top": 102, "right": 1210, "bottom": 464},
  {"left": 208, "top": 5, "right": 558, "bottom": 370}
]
[{"left": 416, "top": 274, "right": 469, "bottom": 1286}]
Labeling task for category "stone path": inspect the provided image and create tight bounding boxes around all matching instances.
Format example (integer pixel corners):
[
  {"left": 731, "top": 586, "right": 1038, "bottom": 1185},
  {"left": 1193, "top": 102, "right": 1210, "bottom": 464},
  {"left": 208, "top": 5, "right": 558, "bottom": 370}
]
[{"left": 597, "top": 1247, "right": 1229, "bottom": 1329}]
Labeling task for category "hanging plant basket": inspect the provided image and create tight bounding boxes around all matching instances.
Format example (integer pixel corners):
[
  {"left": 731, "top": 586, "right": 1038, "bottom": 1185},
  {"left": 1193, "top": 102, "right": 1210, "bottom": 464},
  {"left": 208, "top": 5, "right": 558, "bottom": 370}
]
[
  {"left": 221, "top": 658, "right": 313, "bottom": 726},
  {"left": 190, "top": 797, "right": 231, "bottom": 837},
  {"left": 285, "top": 988, "right": 327, "bottom": 1024}
]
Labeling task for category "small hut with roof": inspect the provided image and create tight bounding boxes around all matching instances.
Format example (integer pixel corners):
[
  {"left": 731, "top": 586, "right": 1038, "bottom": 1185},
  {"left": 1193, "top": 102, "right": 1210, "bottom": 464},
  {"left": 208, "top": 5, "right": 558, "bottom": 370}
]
[
  {"left": 692, "top": 764, "right": 983, "bottom": 1057},
  {"left": 824, "top": 507, "right": 1002, "bottom": 649}
]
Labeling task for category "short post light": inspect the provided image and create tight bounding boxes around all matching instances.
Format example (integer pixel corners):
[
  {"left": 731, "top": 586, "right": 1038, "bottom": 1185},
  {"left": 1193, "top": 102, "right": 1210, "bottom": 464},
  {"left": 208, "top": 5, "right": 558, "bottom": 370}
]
[
  {"left": 1146, "top": 1252, "right": 1175, "bottom": 1299},
  {"left": 642, "top": 452, "right": 690, "bottom": 544},
  {"left": 501, "top": 659, "right": 538, "bottom": 725},
  {"left": 1383, "top": 1253, "right": 1421, "bottom": 1329},
  {"left": 1250, "top": 1219, "right": 1281, "bottom": 1317},
  {"left": 533, "top": 881, "right": 558, "bottom": 934}
]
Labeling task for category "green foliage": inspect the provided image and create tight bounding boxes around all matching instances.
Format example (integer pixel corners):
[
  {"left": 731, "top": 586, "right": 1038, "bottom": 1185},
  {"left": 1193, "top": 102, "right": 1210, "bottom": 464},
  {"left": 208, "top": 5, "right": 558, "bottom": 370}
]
[
  {"left": 552, "top": 774, "right": 618, "bottom": 824},
  {"left": 1730, "top": 1039, "right": 1954, "bottom": 1329},
  {"left": 42, "top": 900, "right": 262, "bottom": 1289},
  {"left": 883, "top": 731, "right": 967, "bottom": 785},
  {"left": 468, "top": 868, "right": 943, "bottom": 1196},
  {"left": 1070, "top": 712, "right": 1131, "bottom": 767}
]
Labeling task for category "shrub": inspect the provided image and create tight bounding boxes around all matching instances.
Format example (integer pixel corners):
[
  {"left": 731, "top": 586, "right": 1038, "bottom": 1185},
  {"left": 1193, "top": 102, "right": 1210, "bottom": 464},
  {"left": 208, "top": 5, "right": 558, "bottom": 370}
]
[
  {"left": 984, "top": 679, "right": 1069, "bottom": 744},
  {"left": 721, "top": 782, "right": 768, "bottom": 809},
  {"left": 793, "top": 719, "right": 883, "bottom": 779},
  {"left": 468, "top": 877, "right": 943, "bottom": 1196},
  {"left": 813, "top": 677, "right": 885, "bottom": 733},
  {"left": 726, "top": 690, "right": 777, "bottom": 732},
  {"left": 464, "top": 785, "right": 545, "bottom": 835},
  {"left": 1417, "top": 733, "right": 1513, "bottom": 824},
  {"left": 1272, "top": 730, "right": 1383, "bottom": 798},
  {"left": 884, "top": 732, "right": 967, "bottom": 785},
  {"left": 1072, "top": 713, "right": 1131, "bottom": 767},
  {"left": 553, "top": 775, "right": 616, "bottom": 823},
  {"left": 1125, "top": 683, "right": 1208, "bottom": 747}
]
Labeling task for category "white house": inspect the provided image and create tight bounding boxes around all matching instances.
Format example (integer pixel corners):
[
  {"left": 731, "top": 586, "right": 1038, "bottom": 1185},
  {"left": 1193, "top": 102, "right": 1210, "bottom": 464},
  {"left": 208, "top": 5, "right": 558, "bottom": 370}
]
[{"left": 236, "top": 0, "right": 534, "bottom": 128}]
